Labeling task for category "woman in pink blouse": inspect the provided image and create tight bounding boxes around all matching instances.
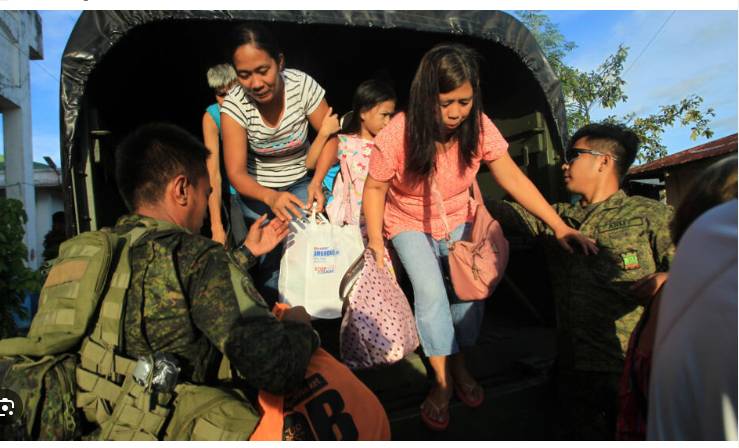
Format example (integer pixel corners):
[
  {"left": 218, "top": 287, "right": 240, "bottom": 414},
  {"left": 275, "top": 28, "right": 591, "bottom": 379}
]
[{"left": 363, "top": 43, "right": 598, "bottom": 431}]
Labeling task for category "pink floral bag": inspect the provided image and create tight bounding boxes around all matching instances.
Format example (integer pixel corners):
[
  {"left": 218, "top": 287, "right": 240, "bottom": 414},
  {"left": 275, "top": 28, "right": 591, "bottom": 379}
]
[{"left": 338, "top": 248, "right": 419, "bottom": 370}]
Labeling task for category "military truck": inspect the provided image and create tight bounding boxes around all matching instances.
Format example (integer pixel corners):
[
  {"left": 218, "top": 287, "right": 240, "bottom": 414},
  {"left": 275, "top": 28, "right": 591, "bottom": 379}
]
[{"left": 59, "top": 10, "right": 570, "bottom": 440}]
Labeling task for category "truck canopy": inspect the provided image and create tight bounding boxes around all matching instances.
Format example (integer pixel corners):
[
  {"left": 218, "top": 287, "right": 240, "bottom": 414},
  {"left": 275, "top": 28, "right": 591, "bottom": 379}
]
[
  {"left": 57, "top": 12, "right": 566, "bottom": 439},
  {"left": 60, "top": 10, "right": 568, "bottom": 234}
]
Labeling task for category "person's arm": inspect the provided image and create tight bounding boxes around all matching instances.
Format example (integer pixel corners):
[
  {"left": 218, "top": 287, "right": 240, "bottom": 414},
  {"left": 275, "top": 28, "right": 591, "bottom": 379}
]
[
  {"left": 305, "top": 99, "right": 339, "bottom": 212},
  {"left": 305, "top": 106, "right": 340, "bottom": 170},
  {"left": 650, "top": 205, "right": 676, "bottom": 272},
  {"left": 630, "top": 272, "right": 669, "bottom": 304},
  {"left": 487, "top": 152, "right": 598, "bottom": 255},
  {"left": 202, "top": 112, "right": 226, "bottom": 245},
  {"left": 190, "top": 247, "right": 318, "bottom": 395},
  {"left": 362, "top": 113, "right": 401, "bottom": 267},
  {"left": 630, "top": 205, "right": 676, "bottom": 303},
  {"left": 487, "top": 199, "right": 549, "bottom": 239},
  {"left": 363, "top": 175, "right": 390, "bottom": 267},
  {"left": 222, "top": 113, "right": 305, "bottom": 221}
]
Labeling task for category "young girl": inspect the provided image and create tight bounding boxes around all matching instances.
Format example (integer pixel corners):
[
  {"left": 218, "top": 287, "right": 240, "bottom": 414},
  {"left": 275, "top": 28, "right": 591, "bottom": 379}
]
[
  {"left": 362, "top": 43, "right": 597, "bottom": 431},
  {"left": 326, "top": 79, "right": 396, "bottom": 228}
]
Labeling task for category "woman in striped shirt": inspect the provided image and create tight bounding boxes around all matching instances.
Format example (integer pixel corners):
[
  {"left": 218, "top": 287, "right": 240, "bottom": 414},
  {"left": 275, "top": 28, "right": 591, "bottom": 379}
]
[{"left": 222, "top": 23, "right": 339, "bottom": 304}]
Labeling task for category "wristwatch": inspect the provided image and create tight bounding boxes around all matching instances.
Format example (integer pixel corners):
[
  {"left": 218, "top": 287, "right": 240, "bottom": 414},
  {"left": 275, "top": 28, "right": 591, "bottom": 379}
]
[{"left": 237, "top": 242, "right": 253, "bottom": 259}]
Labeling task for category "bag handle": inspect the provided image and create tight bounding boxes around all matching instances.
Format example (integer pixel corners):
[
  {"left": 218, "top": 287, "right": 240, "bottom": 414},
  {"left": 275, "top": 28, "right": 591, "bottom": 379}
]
[
  {"left": 430, "top": 175, "right": 482, "bottom": 241},
  {"left": 307, "top": 203, "right": 330, "bottom": 226},
  {"left": 339, "top": 251, "right": 366, "bottom": 302},
  {"left": 470, "top": 179, "right": 485, "bottom": 206},
  {"left": 430, "top": 177, "right": 452, "bottom": 241}
]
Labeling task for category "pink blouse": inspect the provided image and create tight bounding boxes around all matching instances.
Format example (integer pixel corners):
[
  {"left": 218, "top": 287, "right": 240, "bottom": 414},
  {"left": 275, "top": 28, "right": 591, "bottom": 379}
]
[{"left": 368, "top": 112, "right": 508, "bottom": 240}]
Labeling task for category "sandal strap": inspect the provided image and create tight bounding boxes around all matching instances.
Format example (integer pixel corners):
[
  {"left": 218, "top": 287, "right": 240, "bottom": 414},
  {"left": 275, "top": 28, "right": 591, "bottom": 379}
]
[
  {"left": 456, "top": 380, "right": 481, "bottom": 393},
  {"left": 422, "top": 396, "right": 449, "bottom": 413}
]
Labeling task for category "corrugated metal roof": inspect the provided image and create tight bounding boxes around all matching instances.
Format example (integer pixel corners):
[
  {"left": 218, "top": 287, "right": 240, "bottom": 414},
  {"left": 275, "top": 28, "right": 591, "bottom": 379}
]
[{"left": 629, "top": 133, "right": 737, "bottom": 176}]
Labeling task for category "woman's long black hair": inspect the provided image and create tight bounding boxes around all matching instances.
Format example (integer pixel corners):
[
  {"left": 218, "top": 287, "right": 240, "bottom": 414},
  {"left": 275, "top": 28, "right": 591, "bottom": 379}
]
[
  {"left": 405, "top": 43, "right": 482, "bottom": 183},
  {"left": 342, "top": 79, "right": 397, "bottom": 135}
]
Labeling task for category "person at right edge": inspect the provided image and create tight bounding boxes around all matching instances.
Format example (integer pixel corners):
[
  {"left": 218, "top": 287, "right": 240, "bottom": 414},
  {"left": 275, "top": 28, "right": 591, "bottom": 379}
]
[
  {"left": 647, "top": 156, "right": 737, "bottom": 441},
  {"left": 488, "top": 122, "right": 675, "bottom": 440},
  {"left": 362, "top": 43, "right": 598, "bottom": 432}
]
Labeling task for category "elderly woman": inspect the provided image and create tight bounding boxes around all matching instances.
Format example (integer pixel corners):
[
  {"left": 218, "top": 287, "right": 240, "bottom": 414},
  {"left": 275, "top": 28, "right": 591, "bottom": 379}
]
[{"left": 202, "top": 63, "right": 240, "bottom": 245}]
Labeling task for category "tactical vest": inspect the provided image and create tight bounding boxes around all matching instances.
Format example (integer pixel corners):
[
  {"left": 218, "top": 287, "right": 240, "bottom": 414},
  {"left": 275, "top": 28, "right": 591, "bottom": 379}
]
[{"left": 0, "top": 220, "right": 260, "bottom": 440}]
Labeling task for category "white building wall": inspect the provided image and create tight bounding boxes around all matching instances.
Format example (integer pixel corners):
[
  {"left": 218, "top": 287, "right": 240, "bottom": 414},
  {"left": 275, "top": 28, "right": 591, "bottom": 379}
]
[
  {"left": 1, "top": 166, "right": 64, "bottom": 264},
  {"left": 0, "top": 11, "right": 44, "bottom": 268}
]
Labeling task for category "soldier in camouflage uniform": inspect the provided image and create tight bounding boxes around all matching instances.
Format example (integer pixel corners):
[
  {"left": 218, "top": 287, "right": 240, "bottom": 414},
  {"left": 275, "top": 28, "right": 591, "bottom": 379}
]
[
  {"left": 489, "top": 123, "right": 674, "bottom": 440},
  {"left": 111, "top": 123, "right": 318, "bottom": 416}
]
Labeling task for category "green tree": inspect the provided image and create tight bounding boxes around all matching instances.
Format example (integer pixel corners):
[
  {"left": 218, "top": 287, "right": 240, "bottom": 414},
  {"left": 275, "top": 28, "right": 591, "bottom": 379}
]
[
  {"left": 516, "top": 11, "right": 715, "bottom": 162},
  {"left": 0, "top": 198, "right": 41, "bottom": 338}
]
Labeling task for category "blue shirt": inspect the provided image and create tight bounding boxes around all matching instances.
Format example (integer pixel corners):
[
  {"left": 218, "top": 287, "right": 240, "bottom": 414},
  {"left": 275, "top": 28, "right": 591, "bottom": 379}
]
[
  {"left": 323, "top": 164, "right": 340, "bottom": 203},
  {"left": 207, "top": 103, "right": 237, "bottom": 196}
]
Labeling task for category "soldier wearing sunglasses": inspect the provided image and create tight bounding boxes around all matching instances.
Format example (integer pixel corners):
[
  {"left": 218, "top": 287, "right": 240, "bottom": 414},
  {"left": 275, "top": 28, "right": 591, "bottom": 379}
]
[{"left": 489, "top": 122, "right": 674, "bottom": 440}]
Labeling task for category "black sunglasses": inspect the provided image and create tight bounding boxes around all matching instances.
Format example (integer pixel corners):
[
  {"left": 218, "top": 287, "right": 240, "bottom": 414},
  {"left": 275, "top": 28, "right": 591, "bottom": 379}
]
[
  {"left": 215, "top": 90, "right": 229, "bottom": 98},
  {"left": 564, "top": 148, "right": 618, "bottom": 164}
]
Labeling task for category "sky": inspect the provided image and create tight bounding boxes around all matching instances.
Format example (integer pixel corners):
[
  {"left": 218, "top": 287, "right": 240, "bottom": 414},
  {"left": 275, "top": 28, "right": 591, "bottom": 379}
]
[{"left": 0, "top": 8, "right": 737, "bottom": 167}]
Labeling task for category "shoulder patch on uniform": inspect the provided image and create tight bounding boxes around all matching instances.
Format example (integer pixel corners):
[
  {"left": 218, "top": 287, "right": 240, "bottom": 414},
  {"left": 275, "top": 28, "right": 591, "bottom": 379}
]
[
  {"left": 598, "top": 217, "right": 644, "bottom": 233},
  {"left": 621, "top": 251, "right": 641, "bottom": 270}
]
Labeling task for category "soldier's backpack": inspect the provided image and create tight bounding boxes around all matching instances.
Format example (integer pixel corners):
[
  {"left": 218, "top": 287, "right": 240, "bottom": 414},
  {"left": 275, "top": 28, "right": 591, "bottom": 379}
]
[
  {"left": 0, "top": 221, "right": 261, "bottom": 441},
  {"left": 0, "top": 229, "right": 129, "bottom": 440}
]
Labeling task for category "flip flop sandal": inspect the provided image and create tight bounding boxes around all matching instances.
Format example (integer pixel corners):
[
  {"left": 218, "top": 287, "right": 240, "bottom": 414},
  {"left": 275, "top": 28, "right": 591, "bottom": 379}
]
[
  {"left": 420, "top": 395, "right": 450, "bottom": 431},
  {"left": 455, "top": 381, "right": 484, "bottom": 408}
]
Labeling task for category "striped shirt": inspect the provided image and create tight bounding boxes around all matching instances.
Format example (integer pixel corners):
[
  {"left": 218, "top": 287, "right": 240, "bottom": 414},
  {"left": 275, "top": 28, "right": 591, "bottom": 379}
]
[{"left": 221, "top": 68, "right": 325, "bottom": 188}]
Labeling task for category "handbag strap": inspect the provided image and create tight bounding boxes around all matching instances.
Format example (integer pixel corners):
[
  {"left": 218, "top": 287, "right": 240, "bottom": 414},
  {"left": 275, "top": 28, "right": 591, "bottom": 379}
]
[
  {"left": 335, "top": 149, "right": 363, "bottom": 225},
  {"left": 339, "top": 250, "right": 366, "bottom": 302},
  {"left": 430, "top": 174, "right": 481, "bottom": 241},
  {"left": 470, "top": 179, "right": 485, "bottom": 206}
]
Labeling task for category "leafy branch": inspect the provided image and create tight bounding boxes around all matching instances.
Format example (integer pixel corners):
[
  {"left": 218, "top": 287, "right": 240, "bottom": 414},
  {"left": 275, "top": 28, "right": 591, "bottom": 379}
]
[{"left": 517, "top": 11, "right": 715, "bottom": 162}]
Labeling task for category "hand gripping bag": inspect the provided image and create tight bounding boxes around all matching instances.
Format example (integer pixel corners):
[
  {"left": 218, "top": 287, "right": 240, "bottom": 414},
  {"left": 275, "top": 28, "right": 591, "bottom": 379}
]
[
  {"left": 278, "top": 211, "right": 364, "bottom": 319},
  {"left": 338, "top": 249, "right": 419, "bottom": 370}
]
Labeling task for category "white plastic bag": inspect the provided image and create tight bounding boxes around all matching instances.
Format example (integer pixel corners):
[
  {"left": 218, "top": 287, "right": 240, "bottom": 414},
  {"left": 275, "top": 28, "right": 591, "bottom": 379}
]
[{"left": 278, "top": 211, "right": 364, "bottom": 319}]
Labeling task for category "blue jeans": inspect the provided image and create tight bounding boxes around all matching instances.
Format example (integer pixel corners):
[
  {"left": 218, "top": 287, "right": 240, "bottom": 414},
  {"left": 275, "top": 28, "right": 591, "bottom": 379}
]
[
  {"left": 234, "top": 175, "right": 311, "bottom": 306},
  {"left": 391, "top": 223, "right": 485, "bottom": 357}
]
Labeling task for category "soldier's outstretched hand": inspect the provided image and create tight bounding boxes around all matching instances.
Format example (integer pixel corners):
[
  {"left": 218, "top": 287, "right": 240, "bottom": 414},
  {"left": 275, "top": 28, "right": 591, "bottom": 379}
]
[{"left": 243, "top": 214, "right": 290, "bottom": 256}]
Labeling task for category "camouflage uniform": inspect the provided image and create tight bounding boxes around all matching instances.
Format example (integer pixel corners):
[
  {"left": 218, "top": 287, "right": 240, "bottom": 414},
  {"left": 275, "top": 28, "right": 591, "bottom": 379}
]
[
  {"left": 115, "top": 214, "right": 319, "bottom": 394},
  {"left": 489, "top": 190, "right": 674, "bottom": 439}
]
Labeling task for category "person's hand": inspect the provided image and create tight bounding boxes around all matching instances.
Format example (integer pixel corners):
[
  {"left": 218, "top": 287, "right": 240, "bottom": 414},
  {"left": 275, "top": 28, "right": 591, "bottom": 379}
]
[
  {"left": 630, "top": 272, "right": 668, "bottom": 301},
  {"left": 211, "top": 225, "right": 227, "bottom": 245},
  {"left": 265, "top": 190, "right": 306, "bottom": 222},
  {"left": 367, "top": 239, "right": 385, "bottom": 269},
  {"left": 553, "top": 225, "right": 599, "bottom": 255},
  {"left": 243, "top": 214, "right": 290, "bottom": 257},
  {"left": 306, "top": 181, "right": 325, "bottom": 213},
  {"left": 282, "top": 305, "right": 312, "bottom": 325},
  {"left": 319, "top": 107, "right": 340, "bottom": 137}
]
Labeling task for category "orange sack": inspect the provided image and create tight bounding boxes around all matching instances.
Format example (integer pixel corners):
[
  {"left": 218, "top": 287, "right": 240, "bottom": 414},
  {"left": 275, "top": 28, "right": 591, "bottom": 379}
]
[{"left": 249, "top": 303, "right": 391, "bottom": 441}]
